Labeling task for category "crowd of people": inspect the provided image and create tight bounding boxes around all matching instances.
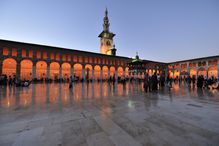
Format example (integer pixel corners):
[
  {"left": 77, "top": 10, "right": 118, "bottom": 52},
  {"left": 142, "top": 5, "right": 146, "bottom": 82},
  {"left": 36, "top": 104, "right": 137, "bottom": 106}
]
[
  {"left": 143, "top": 72, "right": 219, "bottom": 93},
  {"left": 0, "top": 74, "right": 31, "bottom": 87},
  {"left": 143, "top": 73, "right": 165, "bottom": 92},
  {"left": 1, "top": 72, "right": 218, "bottom": 91}
]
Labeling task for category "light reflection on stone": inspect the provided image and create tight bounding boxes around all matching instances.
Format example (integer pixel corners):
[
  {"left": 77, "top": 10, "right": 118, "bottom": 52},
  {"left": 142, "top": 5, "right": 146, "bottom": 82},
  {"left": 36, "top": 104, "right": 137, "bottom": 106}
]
[{"left": 0, "top": 82, "right": 219, "bottom": 109}]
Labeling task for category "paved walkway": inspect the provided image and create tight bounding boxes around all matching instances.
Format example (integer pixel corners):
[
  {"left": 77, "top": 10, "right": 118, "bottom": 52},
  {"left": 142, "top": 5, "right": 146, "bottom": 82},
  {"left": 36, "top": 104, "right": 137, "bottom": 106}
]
[{"left": 0, "top": 82, "right": 219, "bottom": 146}]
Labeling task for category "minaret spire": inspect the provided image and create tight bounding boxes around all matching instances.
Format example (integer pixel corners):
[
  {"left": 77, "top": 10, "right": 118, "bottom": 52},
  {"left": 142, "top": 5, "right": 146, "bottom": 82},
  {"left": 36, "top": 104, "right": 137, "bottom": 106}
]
[
  {"left": 103, "top": 7, "right": 110, "bottom": 32},
  {"left": 98, "top": 8, "right": 116, "bottom": 55}
]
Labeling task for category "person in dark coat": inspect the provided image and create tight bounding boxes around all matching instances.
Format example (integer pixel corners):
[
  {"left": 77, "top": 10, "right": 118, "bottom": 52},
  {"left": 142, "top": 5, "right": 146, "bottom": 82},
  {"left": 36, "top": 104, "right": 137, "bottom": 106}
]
[{"left": 151, "top": 73, "right": 158, "bottom": 91}]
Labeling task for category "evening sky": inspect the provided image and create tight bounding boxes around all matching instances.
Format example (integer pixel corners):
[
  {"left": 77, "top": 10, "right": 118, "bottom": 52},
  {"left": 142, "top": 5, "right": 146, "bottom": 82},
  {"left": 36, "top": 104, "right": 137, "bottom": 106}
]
[{"left": 0, "top": 0, "right": 218, "bottom": 62}]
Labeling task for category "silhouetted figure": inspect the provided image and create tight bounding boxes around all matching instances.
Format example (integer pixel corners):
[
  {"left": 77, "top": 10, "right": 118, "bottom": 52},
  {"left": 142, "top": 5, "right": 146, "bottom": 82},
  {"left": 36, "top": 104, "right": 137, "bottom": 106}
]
[
  {"left": 192, "top": 75, "right": 196, "bottom": 86},
  {"left": 197, "top": 75, "right": 204, "bottom": 88},
  {"left": 160, "top": 75, "right": 165, "bottom": 87},
  {"left": 8, "top": 76, "right": 13, "bottom": 86},
  {"left": 187, "top": 76, "right": 191, "bottom": 87},
  {"left": 148, "top": 76, "right": 152, "bottom": 92},
  {"left": 143, "top": 73, "right": 149, "bottom": 92},
  {"left": 151, "top": 73, "right": 158, "bottom": 91},
  {"left": 69, "top": 75, "right": 73, "bottom": 89}
]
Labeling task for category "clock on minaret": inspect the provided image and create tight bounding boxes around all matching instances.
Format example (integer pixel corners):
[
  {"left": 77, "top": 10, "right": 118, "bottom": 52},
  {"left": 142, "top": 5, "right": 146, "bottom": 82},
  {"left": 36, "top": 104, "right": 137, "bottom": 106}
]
[{"left": 98, "top": 8, "right": 116, "bottom": 56}]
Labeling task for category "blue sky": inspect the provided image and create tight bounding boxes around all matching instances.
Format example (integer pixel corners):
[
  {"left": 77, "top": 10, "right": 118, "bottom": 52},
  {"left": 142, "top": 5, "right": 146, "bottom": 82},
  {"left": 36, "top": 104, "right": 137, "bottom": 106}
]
[{"left": 0, "top": 0, "right": 219, "bottom": 62}]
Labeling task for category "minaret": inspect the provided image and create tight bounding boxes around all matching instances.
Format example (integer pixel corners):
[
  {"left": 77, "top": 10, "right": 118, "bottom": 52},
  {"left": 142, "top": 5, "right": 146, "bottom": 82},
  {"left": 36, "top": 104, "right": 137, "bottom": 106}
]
[{"left": 98, "top": 8, "right": 116, "bottom": 55}]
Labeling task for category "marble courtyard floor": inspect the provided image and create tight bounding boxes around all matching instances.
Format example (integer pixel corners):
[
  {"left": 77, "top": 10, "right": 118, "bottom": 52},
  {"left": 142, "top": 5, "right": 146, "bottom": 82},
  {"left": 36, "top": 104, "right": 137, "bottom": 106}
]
[{"left": 0, "top": 82, "right": 219, "bottom": 146}]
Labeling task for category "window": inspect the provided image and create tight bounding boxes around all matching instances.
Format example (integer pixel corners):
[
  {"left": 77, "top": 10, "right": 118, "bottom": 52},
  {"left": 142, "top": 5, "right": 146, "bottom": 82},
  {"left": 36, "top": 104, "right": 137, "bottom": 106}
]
[
  {"left": 67, "top": 55, "right": 71, "bottom": 61},
  {"left": 73, "top": 55, "right": 77, "bottom": 62},
  {"left": 89, "top": 57, "right": 92, "bottom": 63},
  {"left": 22, "top": 49, "right": 26, "bottom": 57},
  {"left": 85, "top": 57, "right": 88, "bottom": 63},
  {"left": 56, "top": 53, "right": 60, "bottom": 61},
  {"left": 43, "top": 52, "right": 47, "bottom": 59},
  {"left": 3, "top": 47, "right": 9, "bottom": 56},
  {"left": 50, "top": 53, "right": 54, "bottom": 60},
  {"left": 78, "top": 56, "right": 83, "bottom": 62},
  {"left": 12, "top": 48, "right": 17, "bottom": 56},
  {"left": 62, "top": 55, "right": 66, "bottom": 61},
  {"left": 94, "top": 57, "right": 97, "bottom": 64},
  {"left": 29, "top": 50, "right": 33, "bottom": 58},
  {"left": 36, "top": 51, "right": 41, "bottom": 59}
]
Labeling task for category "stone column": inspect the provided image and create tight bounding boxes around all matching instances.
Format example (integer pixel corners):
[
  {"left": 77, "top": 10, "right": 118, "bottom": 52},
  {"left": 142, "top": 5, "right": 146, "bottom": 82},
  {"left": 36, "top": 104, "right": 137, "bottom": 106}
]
[
  {"left": 70, "top": 64, "right": 74, "bottom": 77},
  {"left": 217, "top": 59, "right": 219, "bottom": 79},
  {"left": 123, "top": 68, "right": 125, "bottom": 77},
  {"left": 100, "top": 68, "right": 103, "bottom": 81},
  {"left": 196, "top": 67, "right": 198, "bottom": 78},
  {"left": 206, "top": 67, "right": 208, "bottom": 79},
  {"left": 187, "top": 62, "right": 190, "bottom": 77},
  {"left": 92, "top": 67, "right": 95, "bottom": 81},
  {"left": 59, "top": 64, "right": 62, "bottom": 79},
  {"left": 32, "top": 61, "right": 36, "bottom": 80},
  {"left": 82, "top": 65, "right": 85, "bottom": 81},
  {"left": 47, "top": 63, "right": 50, "bottom": 79},
  {"left": 115, "top": 69, "right": 118, "bottom": 81},
  {"left": 108, "top": 68, "right": 110, "bottom": 80},
  {"left": 16, "top": 60, "right": 21, "bottom": 79},
  {"left": 165, "top": 67, "right": 168, "bottom": 80},
  {"left": 206, "top": 61, "right": 208, "bottom": 78},
  {"left": 0, "top": 60, "right": 2, "bottom": 75}
]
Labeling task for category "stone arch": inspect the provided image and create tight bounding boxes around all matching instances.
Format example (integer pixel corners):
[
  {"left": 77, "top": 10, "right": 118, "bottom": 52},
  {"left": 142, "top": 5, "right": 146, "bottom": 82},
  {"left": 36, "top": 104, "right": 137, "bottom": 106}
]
[
  {"left": 36, "top": 61, "right": 47, "bottom": 80},
  {"left": 208, "top": 66, "right": 217, "bottom": 78},
  {"left": 85, "top": 64, "right": 92, "bottom": 80},
  {"left": 110, "top": 66, "right": 115, "bottom": 78},
  {"left": 94, "top": 65, "right": 101, "bottom": 80},
  {"left": 198, "top": 67, "right": 206, "bottom": 76},
  {"left": 62, "top": 63, "right": 71, "bottom": 80},
  {"left": 74, "top": 63, "right": 82, "bottom": 79},
  {"left": 102, "top": 66, "right": 108, "bottom": 80},
  {"left": 20, "top": 59, "right": 33, "bottom": 80},
  {"left": 174, "top": 70, "right": 180, "bottom": 79},
  {"left": 180, "top": 69, "right": 188, "bottom": 79},
  {"left": 148, "top": 69, "right": 153, "bottom": 76},
  {"left": 50, "top": 62, "right": 60, "bottom": 80},
  {"left": 190, "top": 68, "right": 197, "bottom": 77},
  {"left": 117, "top": 67, "right": 123, "bottom": 77},
  {"left": 168, "top": 70, "right": 173, "bottom": 78},
  {"left": 2, "top": 58, "right": 17, "bottom": 77}
]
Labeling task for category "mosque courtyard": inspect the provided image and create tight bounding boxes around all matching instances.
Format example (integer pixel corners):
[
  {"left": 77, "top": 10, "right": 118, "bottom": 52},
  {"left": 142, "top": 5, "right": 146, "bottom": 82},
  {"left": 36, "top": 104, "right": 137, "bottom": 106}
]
[{"left": 0, "top": 82, "right": 219, "bottom": 146}]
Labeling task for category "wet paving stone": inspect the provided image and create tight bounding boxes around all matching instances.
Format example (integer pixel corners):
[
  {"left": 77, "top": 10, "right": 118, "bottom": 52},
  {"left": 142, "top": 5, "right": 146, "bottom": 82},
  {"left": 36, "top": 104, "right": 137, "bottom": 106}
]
[{"left": 0, "top": 82, "right": 219, "bottom": 146}]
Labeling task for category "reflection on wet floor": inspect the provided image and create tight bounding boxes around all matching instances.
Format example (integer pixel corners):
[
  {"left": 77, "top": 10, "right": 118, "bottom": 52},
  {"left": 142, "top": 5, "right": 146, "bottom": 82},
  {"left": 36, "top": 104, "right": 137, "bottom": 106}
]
[{"left": 0, "top": 82, "right": 218, "bottom": 109}]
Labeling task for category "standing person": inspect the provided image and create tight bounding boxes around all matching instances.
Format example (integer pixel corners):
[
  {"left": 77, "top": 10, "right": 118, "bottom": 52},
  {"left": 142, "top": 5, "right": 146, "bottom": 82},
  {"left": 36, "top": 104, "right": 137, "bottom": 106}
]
[
  {"left": 69, "top": 75, "right": 73, "bottom": 89},
  {"left": 143, "top": 73, "right": 149, "bottom": 92},
  {"left": 192, "top": 75, "right": 196, "bottom": 87},
  {"left": 8, "top": 76, "right": 13, "bottom": 86},
  {"left": 187, "top": 76, "right": 191, "bottom": 87},
  {"left": 151, "top": 73, "right": 158, "bottom": 91},
  {"left": 160, "top": 74, "right": 165, "bottom": 87},
  {"left": 157, "top": 73, "right": 161, "bottom": 88},
  {"left": 148, "top": 76, "right": 152, "bottom": 92}
]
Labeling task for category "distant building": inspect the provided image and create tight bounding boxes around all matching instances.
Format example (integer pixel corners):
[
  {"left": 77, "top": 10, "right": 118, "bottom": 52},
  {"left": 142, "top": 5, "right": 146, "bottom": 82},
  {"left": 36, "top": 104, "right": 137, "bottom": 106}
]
[{"left": 168, "top": 56, "right": 219, "bottom": 79}]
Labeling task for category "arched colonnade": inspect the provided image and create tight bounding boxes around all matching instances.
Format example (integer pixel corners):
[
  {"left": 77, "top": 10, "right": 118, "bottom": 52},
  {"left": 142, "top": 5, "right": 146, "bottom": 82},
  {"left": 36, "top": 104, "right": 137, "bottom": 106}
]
[{"left": 0, "top": 58, "right": 129, "bottom": 81}]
